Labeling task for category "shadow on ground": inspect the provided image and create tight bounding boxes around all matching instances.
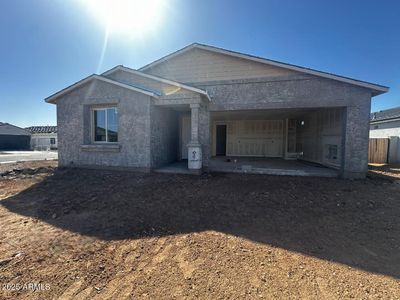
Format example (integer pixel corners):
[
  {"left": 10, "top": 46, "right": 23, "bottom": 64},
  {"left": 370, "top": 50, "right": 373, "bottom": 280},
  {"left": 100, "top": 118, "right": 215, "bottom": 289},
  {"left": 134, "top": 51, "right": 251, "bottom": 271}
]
[
  {"left": 369, "top": 163, "right": 400, "bottom": 181},
  {"left": 2, "top": 167, "right": 400, "bottom": 278}
]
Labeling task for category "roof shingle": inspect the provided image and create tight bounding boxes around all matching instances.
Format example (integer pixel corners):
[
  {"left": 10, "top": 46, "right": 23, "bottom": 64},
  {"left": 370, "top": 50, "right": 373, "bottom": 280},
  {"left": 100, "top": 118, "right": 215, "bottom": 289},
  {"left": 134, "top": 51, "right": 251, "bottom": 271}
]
[
  {"left": 370, "top": 107, "right": 400, "bottom": 122},
  {"left": 26, "top": 126, "right": 57, "bottom": 134}
]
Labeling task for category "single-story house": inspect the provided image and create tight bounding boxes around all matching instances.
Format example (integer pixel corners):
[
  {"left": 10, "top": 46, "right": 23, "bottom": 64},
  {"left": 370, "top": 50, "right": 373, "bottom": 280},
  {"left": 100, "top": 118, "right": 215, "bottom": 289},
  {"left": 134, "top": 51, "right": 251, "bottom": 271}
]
[
  {"left": 0, "top": 122, "right": 31, "bottom": 150},
  {"left": 45, "top": 43, "right": 389, "bottom": 178},
  {"left": 26, "top": 126, "right": 58, "bottom": 151},
  {"left": 370, "top": 107, "right": 400, "bottom": 163}
]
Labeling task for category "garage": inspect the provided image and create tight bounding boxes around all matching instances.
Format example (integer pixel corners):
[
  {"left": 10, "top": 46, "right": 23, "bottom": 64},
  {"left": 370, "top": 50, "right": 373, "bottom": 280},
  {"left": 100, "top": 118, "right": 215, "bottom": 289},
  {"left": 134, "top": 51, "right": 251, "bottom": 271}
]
[
  {"left": 210, "top": 108, "right": 344, "bottom": 171},
  {"left": 223, "top": 120, "right": 284, "bottom": 157},
  {"left": 0, "top": 122, "right": 31, "bottom": 150}
]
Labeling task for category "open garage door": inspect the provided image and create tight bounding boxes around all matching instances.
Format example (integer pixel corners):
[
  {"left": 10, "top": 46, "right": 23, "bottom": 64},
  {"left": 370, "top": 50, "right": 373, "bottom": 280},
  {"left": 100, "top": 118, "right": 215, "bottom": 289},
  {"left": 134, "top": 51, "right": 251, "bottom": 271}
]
[
  {"left": 226, "top": 120, "right": 284, "bottom": 157},
  {"left": 0, "top": 135, "right": 31, "bottom": 150},
  {"left": 211, "top": 108, "right": 344, "bottom": 166}
]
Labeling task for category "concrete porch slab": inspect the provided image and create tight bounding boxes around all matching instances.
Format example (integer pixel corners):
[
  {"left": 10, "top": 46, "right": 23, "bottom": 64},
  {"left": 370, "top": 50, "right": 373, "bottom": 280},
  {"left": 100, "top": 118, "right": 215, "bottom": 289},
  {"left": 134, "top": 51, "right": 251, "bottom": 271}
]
[{"left": 209, "top": 156, "right": 339, "bottom": 177}]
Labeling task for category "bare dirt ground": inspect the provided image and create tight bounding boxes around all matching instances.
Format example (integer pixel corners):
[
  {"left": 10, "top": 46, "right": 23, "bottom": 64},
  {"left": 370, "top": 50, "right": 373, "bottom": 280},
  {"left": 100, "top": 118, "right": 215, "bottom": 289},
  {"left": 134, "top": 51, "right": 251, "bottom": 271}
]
[
  {"left": 0, "top": 161, "right": 399, "bottom": 299},
  {"left": 369, "top": 163, "right": 400, "bottom": 180}
]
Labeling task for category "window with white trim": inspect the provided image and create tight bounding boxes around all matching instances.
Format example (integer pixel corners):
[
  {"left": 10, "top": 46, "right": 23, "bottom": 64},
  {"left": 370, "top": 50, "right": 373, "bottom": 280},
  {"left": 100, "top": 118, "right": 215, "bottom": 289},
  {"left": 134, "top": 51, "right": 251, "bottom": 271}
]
[{"left": 93, "top": 107, "right": 118, "bottom": 142}]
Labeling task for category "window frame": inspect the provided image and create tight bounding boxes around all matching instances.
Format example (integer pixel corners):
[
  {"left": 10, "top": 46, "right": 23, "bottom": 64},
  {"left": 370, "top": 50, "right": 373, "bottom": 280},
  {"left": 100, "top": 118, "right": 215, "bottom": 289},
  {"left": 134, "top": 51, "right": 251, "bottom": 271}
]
[{"left": 91, "top": 106, "right": 119, "bottom": 144}]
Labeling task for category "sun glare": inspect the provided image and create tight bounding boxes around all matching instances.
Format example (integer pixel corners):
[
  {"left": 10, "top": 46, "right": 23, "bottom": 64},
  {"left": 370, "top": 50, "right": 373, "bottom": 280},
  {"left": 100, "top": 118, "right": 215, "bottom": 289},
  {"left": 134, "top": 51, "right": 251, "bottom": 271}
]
[{"left": 83, "top": 0, "right": 165, "bottom": 34}]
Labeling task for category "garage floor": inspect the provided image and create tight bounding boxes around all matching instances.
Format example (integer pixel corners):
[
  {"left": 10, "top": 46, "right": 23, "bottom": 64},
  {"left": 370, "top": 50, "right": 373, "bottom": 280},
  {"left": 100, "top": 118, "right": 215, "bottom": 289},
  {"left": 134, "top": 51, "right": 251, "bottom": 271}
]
[
  {"left": 209, "top": 156, "right": 339, "bottom": 177},
  {"left": 155, "top": 157, "right": 339, "bottom": 177}
]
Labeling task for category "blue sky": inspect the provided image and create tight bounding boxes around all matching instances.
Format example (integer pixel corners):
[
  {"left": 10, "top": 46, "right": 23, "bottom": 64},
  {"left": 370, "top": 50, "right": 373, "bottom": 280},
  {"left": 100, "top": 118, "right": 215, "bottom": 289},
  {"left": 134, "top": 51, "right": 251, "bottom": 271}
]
[{"left": 1, "top": 0, "right": 399, "bottom": 127}]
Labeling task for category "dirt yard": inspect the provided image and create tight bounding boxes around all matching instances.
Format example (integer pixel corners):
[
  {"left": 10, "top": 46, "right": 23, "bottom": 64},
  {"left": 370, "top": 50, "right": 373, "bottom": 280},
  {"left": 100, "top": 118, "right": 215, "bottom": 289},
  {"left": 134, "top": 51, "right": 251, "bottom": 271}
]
[
  {"left": 0, "top": 161, "right": 399, "bottom": 299},
  {"left": 369, "top": 163, "right": 400, "bottom": 180}
]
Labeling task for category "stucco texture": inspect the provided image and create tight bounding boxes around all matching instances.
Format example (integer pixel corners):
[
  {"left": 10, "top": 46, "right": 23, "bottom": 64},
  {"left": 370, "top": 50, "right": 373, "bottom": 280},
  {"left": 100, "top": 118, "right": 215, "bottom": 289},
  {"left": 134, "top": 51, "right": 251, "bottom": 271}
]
[
  {"left": 53, "top": 47, "right": 376, "bottom": 178},
  {"left": 57, "top": 79, "right": 152, "bottom": 169}
]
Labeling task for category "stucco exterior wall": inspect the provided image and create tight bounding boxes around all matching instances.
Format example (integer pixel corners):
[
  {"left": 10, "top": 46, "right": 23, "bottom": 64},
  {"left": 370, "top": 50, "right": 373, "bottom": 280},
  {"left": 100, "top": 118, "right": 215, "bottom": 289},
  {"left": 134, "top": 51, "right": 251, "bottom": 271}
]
[
  {"left": 197, "top": 75, "right": 371, "bottom": 178},
  {"left": 341, "top": 88, "right": 372, "bottom": 178},
  {"left": 53, "top": 47, "right": 375, "bottom": 178},
  {"left": 193, "top": 75, "right": 365, "bottom": 111},
  {"left": 370, "top": 120, "right": 400, "bottom": 138},
  {"left": 31, "top": 132, "right": 58, "bottom": 150},
  {"left": 198, "top": 101, "right": 210, "bottom": 167},
  {"left": 57, "top": 79, "right": 152, "bottom": 170}
]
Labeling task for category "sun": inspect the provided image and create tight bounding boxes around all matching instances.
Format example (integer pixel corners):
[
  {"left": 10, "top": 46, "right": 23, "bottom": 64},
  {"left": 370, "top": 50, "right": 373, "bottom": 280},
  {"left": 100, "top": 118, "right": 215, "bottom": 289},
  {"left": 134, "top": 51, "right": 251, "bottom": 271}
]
[{"left": 82, "top": 0, "right": 166, "bottom": 34}]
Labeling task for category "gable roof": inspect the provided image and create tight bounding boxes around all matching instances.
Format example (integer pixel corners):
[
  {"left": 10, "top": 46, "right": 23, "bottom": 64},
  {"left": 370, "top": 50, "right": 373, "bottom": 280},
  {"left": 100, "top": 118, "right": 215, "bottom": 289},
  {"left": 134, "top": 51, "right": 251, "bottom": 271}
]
[
  {"left": 0, "top": 122, "right": 31, "bottom": 136},
  {"left": 371, "top": 106, "right": 400, "bottom": 122},
  {"left": 102, "top": 65, "right": 211, "bottom": 100},
  {"left": 45, "top": 74, "right": 159, "bottom": 104},
  {"left": 26, "top": 126, "right": 57, "bottom": 134},
  {"left": 139, "top": 43, "right": 389, "bottom": 96}
]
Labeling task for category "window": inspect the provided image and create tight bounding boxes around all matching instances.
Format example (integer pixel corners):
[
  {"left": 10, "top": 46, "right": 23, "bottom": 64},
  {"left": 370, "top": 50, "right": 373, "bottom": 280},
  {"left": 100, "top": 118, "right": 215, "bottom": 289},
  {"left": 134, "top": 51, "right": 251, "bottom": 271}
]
[
  {"left": 50, "top": 138, "right": 56, "bottom": 145},
  {"left": 93, "top": 107, "right": 118, "bottom": 142}
]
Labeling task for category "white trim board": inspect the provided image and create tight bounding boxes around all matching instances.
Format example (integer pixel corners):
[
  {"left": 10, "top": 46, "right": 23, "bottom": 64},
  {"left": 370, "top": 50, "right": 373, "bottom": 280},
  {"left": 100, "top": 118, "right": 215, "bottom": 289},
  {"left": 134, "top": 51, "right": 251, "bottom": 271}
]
[
  {"left": 45, "top": 75, "right": 159, "bottom": 104},
  {"left": 102, "top": 65, "right": 211, "bottom": 101},
  {"left": 139, "top": 43, "right": 388, "bottom": 96}
]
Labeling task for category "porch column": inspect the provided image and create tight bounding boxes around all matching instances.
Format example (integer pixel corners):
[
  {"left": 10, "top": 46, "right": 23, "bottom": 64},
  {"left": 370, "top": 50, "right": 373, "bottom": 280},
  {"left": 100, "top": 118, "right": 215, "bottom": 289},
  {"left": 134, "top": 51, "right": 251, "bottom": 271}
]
[
  {"left": 341, "top": 105, "right": 370, "bottom": 179},
  {"left": 187, "top": 103, "right": 202, "bottom": 173}
]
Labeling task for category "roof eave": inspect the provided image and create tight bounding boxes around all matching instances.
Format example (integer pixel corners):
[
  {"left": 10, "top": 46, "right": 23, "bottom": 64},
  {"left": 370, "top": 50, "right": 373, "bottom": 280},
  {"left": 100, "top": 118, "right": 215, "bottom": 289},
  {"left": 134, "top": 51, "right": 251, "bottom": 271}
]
[
  {"left": 102, "top": 65, "right": 210, "bottom": 99},
  {"left": 371, "top": 87, "right": 390, "bottom": 97},
  {"left": 370, "top": 117, "right": 400, "bottom": 124},
  {"left": 139, "top": 43, "right": 389, "bottom": 95},
  {"left": 45, "top": 74, "right": 159, "bottom": 104}
]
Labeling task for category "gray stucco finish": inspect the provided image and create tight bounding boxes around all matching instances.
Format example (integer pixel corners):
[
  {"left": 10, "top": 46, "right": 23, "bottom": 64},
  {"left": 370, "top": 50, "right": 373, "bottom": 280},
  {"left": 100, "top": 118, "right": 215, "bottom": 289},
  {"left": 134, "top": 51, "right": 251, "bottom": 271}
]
[
  {"left": 193, "top": 75, "right": 372, "bottom": 178},
  {"left": 57, "top": 79, "right": 152, "bottom": 170},
  {"left": 54, "top": 69, "right": 374, "bottom": 178}
]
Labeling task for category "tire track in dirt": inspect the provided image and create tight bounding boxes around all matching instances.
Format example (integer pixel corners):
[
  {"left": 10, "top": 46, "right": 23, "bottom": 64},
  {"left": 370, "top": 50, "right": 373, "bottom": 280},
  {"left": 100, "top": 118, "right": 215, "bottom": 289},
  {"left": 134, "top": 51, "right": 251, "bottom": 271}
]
[{"left": 90, "top": 237, "right": 173, "bottom": 299}]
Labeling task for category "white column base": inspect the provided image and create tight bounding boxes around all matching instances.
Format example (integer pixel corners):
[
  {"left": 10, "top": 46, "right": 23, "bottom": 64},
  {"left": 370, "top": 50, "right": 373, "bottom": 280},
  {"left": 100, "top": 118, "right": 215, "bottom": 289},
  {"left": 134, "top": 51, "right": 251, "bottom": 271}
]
[{"left": 187, "top": 142, "right": 202, "bottom": 170}]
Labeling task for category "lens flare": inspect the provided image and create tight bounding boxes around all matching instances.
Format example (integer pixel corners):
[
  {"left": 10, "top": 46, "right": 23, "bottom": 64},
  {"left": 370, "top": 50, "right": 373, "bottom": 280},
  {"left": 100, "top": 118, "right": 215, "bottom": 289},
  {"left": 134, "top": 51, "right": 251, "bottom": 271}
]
[{"left": 83, "top": 0, "right": 165, "bottom": 34}]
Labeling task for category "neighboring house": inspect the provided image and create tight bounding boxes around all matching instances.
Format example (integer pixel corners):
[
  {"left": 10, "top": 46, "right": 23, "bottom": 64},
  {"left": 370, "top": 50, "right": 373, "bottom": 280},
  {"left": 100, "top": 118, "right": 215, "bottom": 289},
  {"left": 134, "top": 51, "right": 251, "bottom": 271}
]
[
  {"left": 26, "top": 126, "right": 58, "bottom": 151},
  {"left": 0, "top": 122, "right": 31, "bottom": 150},
  {"left": 45, "top": 43, "right": 389, "bottom": 178},
  {"left": 370, "top": 107, "right": 400, "bottom": 163}
]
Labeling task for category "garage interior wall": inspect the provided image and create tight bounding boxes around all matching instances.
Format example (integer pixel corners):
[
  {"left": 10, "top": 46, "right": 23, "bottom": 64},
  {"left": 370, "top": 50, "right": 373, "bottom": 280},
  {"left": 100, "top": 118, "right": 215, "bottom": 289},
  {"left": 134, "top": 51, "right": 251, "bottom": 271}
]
[
  {"left": 297, "top": 108, "right": 344, "bottom": 168},
  {"left": 225, "top": 120, "right": 284, "bottom": 157},
  {"left": 211, "top": 107, "right": 344, "bottom": 168}
]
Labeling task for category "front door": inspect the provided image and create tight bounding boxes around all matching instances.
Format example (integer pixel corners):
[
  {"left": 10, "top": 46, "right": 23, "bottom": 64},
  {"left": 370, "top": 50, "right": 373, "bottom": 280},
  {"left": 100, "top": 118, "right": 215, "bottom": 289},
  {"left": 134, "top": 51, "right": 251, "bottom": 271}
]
[{"left": 216, "top": 124, "right": 227, "bottom": 156}]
